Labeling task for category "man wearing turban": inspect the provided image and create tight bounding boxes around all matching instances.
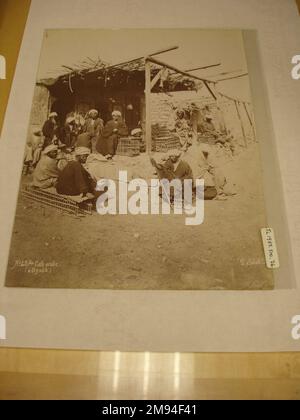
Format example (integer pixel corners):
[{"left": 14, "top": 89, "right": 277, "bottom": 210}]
[
  {"left": 42, "top": 112, "right": 59, "bottom": 150},
  {"left": 96, "top": 110, "right": 128, "bottom": 158},
  {"left": 32, "top": 144, "right": 59, "bottom": 189},
  {"left": 56, "top": 147, "right": 94, "bottom": 197}
]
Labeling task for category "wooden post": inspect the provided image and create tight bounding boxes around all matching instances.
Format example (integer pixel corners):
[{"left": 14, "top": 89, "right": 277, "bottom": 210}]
[
  {"left": 146, "top": 56, "right": 217, "bottom": 101},
  {"left": 234, "top": 100, "right": 247, "bottom": 148},
  {"left": 243, "top": 102, "right": 256, "bottom": 142},
  {"left": 203, "top": 80, "right": 217, "bottom": 100},
  {"left": 150, "top": 68, "right": 164, "bottom": 90},
  {"left": 145, "top": 58, "right": 152, "bottom": 154},
  {"left": 210, "top": 84, "right": 226, "bottom": 132}
]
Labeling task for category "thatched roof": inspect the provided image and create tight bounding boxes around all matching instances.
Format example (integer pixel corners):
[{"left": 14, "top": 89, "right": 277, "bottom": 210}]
[{"left": 41, "top": 56, "right": 213, "bottom": 97}]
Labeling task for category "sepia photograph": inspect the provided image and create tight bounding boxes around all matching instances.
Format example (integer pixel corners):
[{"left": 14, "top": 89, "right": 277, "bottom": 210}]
[{"left": 5, "top": 28, "right": 274, "bottom": 290}]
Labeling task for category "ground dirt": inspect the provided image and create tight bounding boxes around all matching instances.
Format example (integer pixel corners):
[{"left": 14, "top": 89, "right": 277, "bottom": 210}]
[{"left": 5, "top": 144, "right": 274, "bottom": 290}]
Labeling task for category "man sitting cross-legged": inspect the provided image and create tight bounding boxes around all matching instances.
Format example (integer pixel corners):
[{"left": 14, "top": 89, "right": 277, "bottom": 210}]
[
  {"left": 56, "top": 147, "right": 95, "bottom": 199},
  {"left": 32, "top": 144, "right": 60, "bottom": 189}
]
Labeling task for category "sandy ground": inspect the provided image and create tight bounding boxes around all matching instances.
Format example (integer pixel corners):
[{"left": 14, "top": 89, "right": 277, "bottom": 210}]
[{"left": 5, "top": 143, "right": 274, "bottom": 290}]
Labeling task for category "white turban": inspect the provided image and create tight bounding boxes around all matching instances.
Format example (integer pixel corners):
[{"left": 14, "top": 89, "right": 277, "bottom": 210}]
[
  {"left": 112, "top": 110, "right": 122, "bottom": 117},
  {"left": 49, "top": 112, "right": 58, "bottom": 118},
  {"left": 88, "top": 109, "right": 99, "bottom": 117},
  {"left": 43, "top": 144, "right": 58, "bottom": 155},
  {"left": 167, "top": 149, "right": 182, "bottom": 158},
  {"left": 66, "top": 116, "right": 75, "bottom": 124},
  {"left": 75, "top": 147, "right": 91, "bottom": 156},
  {"left": 131, "top": 128, "right": 142, "bottom": 136}
]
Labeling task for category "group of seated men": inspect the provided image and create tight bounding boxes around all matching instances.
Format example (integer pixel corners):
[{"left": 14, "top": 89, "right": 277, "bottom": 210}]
[
  {"left": 151, "top": 144, "right": 222, "bottom": 202},
  {"left": 32, "top": 142, "right": 222, "bottom": 204},
  {"left": 32, "top": 144, "right": 95, "bottom": 199},
  {"left": 29, "top": 103, "right": 234, "bottom": 204},
  {"left": 29, "top": 109, "right": 130, "bottom": 200},
  {"left": 42, "top": 109, "right": 129, "bottom": 159}
]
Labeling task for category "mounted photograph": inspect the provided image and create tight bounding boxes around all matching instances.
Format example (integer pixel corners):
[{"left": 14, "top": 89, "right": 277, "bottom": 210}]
[{"left": 5, "top": 28, "right": 274, "bottom": 290}]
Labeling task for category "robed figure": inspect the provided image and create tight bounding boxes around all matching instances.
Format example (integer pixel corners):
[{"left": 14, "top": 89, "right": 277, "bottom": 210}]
[{"left": 96, "top": 110, "right": 128, "bottom": 157}]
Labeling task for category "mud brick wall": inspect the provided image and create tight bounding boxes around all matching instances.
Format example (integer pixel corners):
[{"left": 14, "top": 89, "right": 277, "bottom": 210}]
[{"left": 150, "top": 90, "right": 219, "bottom": 131}]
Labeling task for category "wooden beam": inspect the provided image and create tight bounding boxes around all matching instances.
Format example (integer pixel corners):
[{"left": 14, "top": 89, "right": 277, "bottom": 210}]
[
  {"left": 217, "top": 90, "right": 251, "bottom": 105},
  {"left": 185, "top": 63, "right": 221, "bottom": 72},
  {"left": 215, "top": 73, "right": 248, "bottom": 82},
  {"left": 59, "top": 46, "right": 179, "bottom": 79},
  {"left": 94, "top": 46, "right": 179, "bottom": 74},
  {"left": 243, "top": 102, "right": 256, "bottom": 142},
  {"left": 146, "top": 56, "right": 217, "bottom": 101},
  {"left": 149, "top": 46, "right": 179, "bottom": 58},
  {"left": 146, "top": 56, "right": 216, "bottom": 85},
  {"left": 145, "top": 59, "right": 152, "bottom": 154},
  {"left": 150, "top": 68, "right": 164, "bottom": 90},
  {"left": 235, "top": 100, "right": 247, "bottom": 148},
  {"left": 214, "top": 91, "right": 227, "bottom": 133},
  {"left": 203, "top": 80, "right": 217, "bottom": 100}
]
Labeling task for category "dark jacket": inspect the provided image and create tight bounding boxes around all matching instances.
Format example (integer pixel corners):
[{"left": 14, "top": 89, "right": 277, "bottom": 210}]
[
  {"left": 164, "top": 159, "right": 194, "bottom": 181},
  {"left": 42, "top": 119, "right": 57, "bottom": 148},
  {"left": 76, "top": 133, "right": 92, "bottom": 149},
  {"left": 96, "top": 120, "right": 128, "bottom": 156},
  {"left": 56, "top": 160, "right": 93, "bottom": 196}
]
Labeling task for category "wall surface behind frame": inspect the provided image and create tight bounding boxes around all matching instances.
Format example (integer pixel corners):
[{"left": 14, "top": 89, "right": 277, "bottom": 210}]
[
  {"left": 0, "top": 0, "right": 31, "bottom": 136},
  {"left": 0, "top": 0, "right": 300, "bottom": 401}
]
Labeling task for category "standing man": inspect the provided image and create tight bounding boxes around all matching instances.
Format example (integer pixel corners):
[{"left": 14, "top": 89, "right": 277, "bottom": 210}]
[
  {"left": 42, "top": 112, "right": 59, "bottom": 149},
  {"left": 96, "top": 110, "right": 128, "bottom": 158},
  {"left": 84, "top": 109, "right": 104, "bottom": 153}
]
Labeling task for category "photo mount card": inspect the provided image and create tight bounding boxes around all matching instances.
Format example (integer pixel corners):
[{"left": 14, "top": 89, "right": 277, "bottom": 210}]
[{"left": 0, "top": 0, "right": 299, "bottom": 352}]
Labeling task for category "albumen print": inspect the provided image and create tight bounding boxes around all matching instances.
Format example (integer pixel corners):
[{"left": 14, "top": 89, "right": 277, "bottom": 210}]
[{"left": 5, "top": 29, "right": 274, "bottom": 290}]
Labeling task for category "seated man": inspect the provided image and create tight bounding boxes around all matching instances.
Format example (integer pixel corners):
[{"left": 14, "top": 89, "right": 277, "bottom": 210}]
[
  {"left": 174, "top": 110, "right": 192, "bottom": 149},
  {"left": 183, "top": 142, "right": 218, "bottom": 200},
  {"left": 76, "top": 132, "right": 93, "bottom": 150},
  {"left": 151, "top": 149, "right": 193, "bottom": 181},
  {"left": 32, "top": 144, "right": 59, "bottom": 189},
  {"left": 152, "top": 147, "right": 218, "bottom": 201},
  {"left": 96, "top": 110, "right": 128, "bottom": 158},
  {"left": 56, "top": 147, "right": 94, "bottom": 197},
  {"left": 163, "top": 149, "right": 193, "bottom": 181}
]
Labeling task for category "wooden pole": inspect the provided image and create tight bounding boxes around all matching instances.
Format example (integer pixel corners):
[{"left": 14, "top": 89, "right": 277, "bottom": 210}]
[
  {"left": 243, "top": 102, "right": 256, "bottom": 142},
  {"left": 59, "top": 46, "right": 180, "bottom": 79},
  {"left": 214, "top": 91, "right": 227, "bottom": 133},
  {"left": 150, "top": 68, "right": 164, "bottom": 90},
  {"left": 95, "top": 47, "right": 179, "bottom": 74},
  {"left": 146, "top": 56, "right": 216, "bottom": 85},
  {"left": 235, "top": 100, "right": 247, "bottom": 148},
  {"left": 215, "top": 73, "right": 248, "bottom": 82},
  {"left": 203, "top": 81, "right": 217, "bottom": 101},
  {"left": 146, "top": 56, "right": 217, "bottom": 101},
  {"left": 185, "top": 63, "right": 221, "bottom": 72},
  {"left": 145, "top": 59, "right": 152, "bottom": 154}
]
